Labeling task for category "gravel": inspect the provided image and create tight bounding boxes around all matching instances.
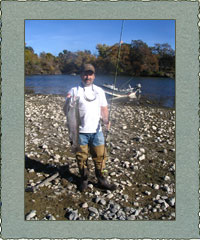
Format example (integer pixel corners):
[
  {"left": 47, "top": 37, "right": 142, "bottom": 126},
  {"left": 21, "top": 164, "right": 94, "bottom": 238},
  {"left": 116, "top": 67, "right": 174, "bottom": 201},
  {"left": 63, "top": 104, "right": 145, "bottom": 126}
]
[{"left": 25, "top": 94, "right": 175, "bottom": 221}]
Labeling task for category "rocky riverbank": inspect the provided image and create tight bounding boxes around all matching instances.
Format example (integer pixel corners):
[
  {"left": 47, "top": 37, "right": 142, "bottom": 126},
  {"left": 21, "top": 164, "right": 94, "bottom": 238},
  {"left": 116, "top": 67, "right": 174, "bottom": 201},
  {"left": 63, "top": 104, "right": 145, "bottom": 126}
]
[{"left": 25, "top": 94, "right": 175, "bottom": 221}]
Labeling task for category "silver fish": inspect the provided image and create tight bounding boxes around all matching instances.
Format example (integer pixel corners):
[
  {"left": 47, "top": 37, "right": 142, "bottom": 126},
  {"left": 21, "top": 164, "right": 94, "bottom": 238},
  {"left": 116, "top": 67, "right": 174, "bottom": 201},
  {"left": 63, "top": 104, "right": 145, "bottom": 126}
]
[{"left": 65, "top": 96, "right": 80, "bottom": 152}]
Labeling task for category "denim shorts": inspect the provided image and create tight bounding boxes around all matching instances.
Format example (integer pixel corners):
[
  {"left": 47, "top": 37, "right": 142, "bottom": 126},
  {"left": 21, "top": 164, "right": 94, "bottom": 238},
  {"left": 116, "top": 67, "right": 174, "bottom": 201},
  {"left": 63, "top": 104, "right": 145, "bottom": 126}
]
[{"left": 79, "top": 131, "right": 105, "bottom": 146}]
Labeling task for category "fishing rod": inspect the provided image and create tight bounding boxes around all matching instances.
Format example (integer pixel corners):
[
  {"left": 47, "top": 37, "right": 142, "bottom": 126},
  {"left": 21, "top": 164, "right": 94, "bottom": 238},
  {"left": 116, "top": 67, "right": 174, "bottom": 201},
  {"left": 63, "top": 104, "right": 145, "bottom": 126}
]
[
  {"left": 103, "top": 20, "right": 125, "bottom": 160},
  {"left": 109, "top": 19, "right": 125, "bottom": 118}
]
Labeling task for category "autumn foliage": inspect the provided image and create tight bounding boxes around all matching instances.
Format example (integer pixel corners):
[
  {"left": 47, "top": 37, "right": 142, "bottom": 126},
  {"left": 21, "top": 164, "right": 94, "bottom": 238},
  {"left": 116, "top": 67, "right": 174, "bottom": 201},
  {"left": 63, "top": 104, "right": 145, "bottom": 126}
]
[{"left": 25, "top": 40, "right": 175, "bottom": 78}]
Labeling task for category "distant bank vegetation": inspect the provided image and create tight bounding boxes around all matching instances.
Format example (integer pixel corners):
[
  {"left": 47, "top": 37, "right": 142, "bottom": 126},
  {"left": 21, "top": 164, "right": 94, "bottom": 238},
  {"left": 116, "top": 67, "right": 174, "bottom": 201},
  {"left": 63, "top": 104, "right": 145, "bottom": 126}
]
[{"left": 25, "top": 40, "right": 175, "bottom": 78}]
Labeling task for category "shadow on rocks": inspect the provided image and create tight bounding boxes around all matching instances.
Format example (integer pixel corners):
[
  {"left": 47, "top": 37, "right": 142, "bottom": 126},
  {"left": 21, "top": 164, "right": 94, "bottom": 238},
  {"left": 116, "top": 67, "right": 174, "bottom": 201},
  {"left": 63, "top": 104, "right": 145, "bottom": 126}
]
[{"left": 25, "top": 155, "right": 80, "bottom": 189}]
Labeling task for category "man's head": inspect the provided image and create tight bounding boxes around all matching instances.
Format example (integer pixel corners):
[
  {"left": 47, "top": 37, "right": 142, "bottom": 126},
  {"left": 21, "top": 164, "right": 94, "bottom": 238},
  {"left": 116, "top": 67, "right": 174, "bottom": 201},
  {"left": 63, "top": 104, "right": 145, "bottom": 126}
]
[{"left": 81, "top": 64, "right": 95, "bottom": 87}]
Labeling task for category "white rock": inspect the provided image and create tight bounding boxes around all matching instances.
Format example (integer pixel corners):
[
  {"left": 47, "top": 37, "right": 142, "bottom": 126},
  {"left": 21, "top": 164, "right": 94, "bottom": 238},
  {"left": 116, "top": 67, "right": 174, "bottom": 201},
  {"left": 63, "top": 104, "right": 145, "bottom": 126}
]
[
  {"left": 121, "top": 181, "right": 126, "bottom": 185},
  {"left": 95, "top": 191, "right": 100, "bottom": 196},
  {"left": 156, "top": 194, "right": 161, "bottom": 200},
  {"left": 113, "top": 158, "right": 120, "bottom": 162},
  {"left": 88, "top": 184, "right": 93, "bottom": 190},
  {"left": 153, "top": 184, "right": 159, "bottom": 190},
  {"left": 139, "top": 154, "right": 145, "bottom": 161},
  {"left": 26, "top": 210, "right": 36, "bottom": 220},
  {"left": 168, "top": 197, "right": 175, "bottom": 207},
  {"left": 144, "top": 191, "right": 151, "bottom": 196},
  {"left": 42, "top": 144, "right": 48, "bottom": 149},
  {"left": 139, "top": 148, "right": 145, "bottom": 153},
  {"left": 171, "top": 212, "right": 176, "bottom": 217},
  {"left": 33, "top": 139, "right": 39, "bottom": 145},
  {"left": 163, "top": 149, "right": 168, "bottom": 154},
  {"left": 82, "top": 202, "right": 88, "bottom": 208},
  {"left": 134, "top": 202, "right": 139, "bottom": 207},
  {"left": 164, "top": 176, "right": 170, "bottom": 181},
  {"left": 107, "top": 193, "right": 114, "bottom": 199},
  {"left": 134, "top": 209, "right": 140, "bottom": 216},
  {"left": 123, "top": 161, "right": 130, "bottom": 168},
  {"left": 54, "top": 154, "right": 60, "bottom": 160}
]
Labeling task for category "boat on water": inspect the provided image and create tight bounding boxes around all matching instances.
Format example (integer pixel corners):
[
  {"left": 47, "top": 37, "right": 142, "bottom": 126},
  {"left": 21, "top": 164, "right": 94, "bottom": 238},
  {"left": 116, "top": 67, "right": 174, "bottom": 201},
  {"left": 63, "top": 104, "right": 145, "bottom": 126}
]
[{"left": 102, "top": 83, "right": 142, "bottom": 99}]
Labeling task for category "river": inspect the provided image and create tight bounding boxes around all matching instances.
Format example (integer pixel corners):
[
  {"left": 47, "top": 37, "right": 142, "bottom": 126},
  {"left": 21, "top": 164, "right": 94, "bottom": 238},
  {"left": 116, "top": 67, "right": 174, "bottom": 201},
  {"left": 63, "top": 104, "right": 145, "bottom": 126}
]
[{"left": 25, "top": 74, "right": 175, "bottom": 108}]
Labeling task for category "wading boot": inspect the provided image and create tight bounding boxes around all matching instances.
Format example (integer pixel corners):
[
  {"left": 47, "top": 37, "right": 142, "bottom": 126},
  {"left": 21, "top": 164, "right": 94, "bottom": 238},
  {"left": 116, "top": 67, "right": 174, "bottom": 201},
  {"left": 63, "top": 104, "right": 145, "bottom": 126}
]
[
  {"left": 96, "top": 170, "right": 116, "bottom": 191},
  {"left": 79, "top": 168, "right": 89, "bottom": 192}
]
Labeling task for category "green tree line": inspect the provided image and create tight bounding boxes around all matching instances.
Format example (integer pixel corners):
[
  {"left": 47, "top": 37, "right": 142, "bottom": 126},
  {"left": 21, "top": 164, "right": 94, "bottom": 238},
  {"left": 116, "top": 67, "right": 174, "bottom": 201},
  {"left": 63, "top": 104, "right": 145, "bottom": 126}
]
[{"left": 25, "top": 40, "right": 175, "bottom": 78}]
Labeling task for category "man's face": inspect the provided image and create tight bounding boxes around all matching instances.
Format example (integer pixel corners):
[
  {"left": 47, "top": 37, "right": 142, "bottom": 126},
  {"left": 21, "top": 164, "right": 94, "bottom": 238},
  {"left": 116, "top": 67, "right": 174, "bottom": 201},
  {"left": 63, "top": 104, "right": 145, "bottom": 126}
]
[{"left": 81, "top": 70, "right": 95, "bottom": 86}]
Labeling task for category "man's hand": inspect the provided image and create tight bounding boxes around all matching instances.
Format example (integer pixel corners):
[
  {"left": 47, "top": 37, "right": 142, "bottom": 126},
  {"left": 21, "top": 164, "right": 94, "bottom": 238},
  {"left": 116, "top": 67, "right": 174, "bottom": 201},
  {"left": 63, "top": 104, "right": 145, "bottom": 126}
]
[
  {"left": 101, "top": 106, "right": 110, "bottom": 131},
  {"left": 103, "top": 120, "right": 111, "bottom": 131}
]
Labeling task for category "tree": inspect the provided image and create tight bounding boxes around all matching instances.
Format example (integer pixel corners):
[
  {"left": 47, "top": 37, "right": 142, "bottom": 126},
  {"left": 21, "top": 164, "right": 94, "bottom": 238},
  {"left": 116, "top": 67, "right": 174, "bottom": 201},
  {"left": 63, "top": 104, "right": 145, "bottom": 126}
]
[
  {"left": 151, "top": 43, "right": 175, "bottom": 74},
  {"left": 130, "top": 40, "right": 159, "bottom": 76},
  {"left": 39, "top": 52, "right": 61, "bottom": 75},
  {"left": 25, "top": 46, "right": 41, "bottom": 75}
]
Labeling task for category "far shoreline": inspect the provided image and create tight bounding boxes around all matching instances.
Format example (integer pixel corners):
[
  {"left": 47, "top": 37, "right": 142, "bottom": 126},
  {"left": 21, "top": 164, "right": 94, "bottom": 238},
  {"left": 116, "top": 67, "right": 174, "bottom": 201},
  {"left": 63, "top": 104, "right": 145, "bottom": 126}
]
[{"left": 26, "top": 73, "right": 175, "bottom": 79}]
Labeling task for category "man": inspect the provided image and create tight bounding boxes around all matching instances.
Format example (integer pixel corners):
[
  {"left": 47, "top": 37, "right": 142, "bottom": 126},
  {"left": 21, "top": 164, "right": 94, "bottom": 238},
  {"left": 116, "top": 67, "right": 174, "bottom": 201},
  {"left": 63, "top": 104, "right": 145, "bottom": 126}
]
[{"left": 64, "top": 63, "right": 116, "bottom": 192}]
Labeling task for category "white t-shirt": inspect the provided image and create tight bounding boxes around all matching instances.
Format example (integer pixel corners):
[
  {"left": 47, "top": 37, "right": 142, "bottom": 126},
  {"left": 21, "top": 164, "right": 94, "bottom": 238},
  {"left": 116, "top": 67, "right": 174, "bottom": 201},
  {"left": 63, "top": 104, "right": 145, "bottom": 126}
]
[{"left": 68, "top": 84, "right": 107, "bottom": 133}]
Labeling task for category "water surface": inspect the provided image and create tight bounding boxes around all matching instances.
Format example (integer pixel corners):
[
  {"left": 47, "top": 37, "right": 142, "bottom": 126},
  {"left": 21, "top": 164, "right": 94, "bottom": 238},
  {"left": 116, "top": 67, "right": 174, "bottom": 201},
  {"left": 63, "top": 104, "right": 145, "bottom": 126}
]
[{"left": 25, "top": 74, "right": 175, "bottom": 108}]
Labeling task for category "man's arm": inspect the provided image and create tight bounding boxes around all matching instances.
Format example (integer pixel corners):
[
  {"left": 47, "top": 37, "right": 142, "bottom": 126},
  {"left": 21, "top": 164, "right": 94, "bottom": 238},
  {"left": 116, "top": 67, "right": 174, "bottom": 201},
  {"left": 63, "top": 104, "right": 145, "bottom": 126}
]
[{"left": 101, "top": 106, "right": 110, "bottom": 130}]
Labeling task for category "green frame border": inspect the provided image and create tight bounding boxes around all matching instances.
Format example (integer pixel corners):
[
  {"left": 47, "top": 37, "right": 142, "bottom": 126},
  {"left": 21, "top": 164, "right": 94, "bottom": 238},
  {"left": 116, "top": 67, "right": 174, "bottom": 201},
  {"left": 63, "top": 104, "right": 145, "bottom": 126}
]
[{"left": 1, "top": 0, "right": 199, "bottom": 239}]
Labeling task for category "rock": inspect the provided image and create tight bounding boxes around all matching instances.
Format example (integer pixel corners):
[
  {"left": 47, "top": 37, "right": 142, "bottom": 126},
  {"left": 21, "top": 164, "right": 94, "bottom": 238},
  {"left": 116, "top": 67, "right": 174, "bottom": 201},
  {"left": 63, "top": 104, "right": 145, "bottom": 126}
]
[
  {"left": 88, "top": 207, "right": 99, "bottom": 215},
  {"left": 153, "top": 184, "right": 159, "bottom": 190},
  {"left": 164, "top": 176, "right": 170, "bottom": 181},
  {"left": 26, "top": 210, "right": 36, "bottom": 220},
  {"left": 68, "top": 210, "right": 78, "bottom": 220},
  {"left": 124, "top": 207, "right": 131, "bottom": 213},
  {"left": 33, "top": 139, "right": 40, "bottom": 145},
  {"left": 168, "top": 197, "right": 175, "bottom": 207},
  {"left": 121, "top": 181, "right": 127, "bottom": 185},
  {"left": 139, "top": 154, "right": 145, "bottom": 161},
  {"left": 163, "top": 184, "right": 172, "bottom": 193},
  {"left": 54, "top": 154, "right": 60, "bottom": 160},
  {"left": 67, "top": 185, "right": 73, "bottom": 190},
  {"left": 113, "top": 158, "right": 120, "bottom": 162},
  {"left": 152, "top": 208, "right": 157, "bottom": 213},
  {"left": 117, "top": 209, "right": 126, "bottom": 219},
  {"left": 144, "top": 191, "right": 151, "bottom": 196},
  {"left": 161, "top": 201, "right": 169, "bottom": 209},
  {"left": 94, "top": 196, "right": 106, "bottom": 205},
  {"left": 88, "top": 184, "right": 93, "bottom": 190},
  {"left": 46, "top": 214, "right": 56, "bottom": 220},
  {"left": 107, "top": 193, "right": 114, "bottom": 199},
  {"left": 123, "top": 161, "right": 130, "bottom": 168},
  {"left": 134, "top": 166, "right": 139, "bottom": 170},
  {"left": 134, "top": 202, "right": 139, "bottom": 207},
  {"left": 42, "top": 144, "right": 48, "bottom": 149},
  {"left": 81, "top": 202, "right": 88, "bottom": 208},
  {"left": 99, "top": 198, "right": 106, "bottom": 206},
  {"left": 163, "top": 149, "right": 168, "bottom": 154},
  {"left": 123, "top": 194, "right": 129, "bottom": 200},
  {"left": 171, "top": 212, "right": 175, "bottom": 217},
  {"left": 110, "top": 203, "right": 121, "bottom": 213},
  {"left": 94, "top": 196, "right": 101, "bottom": 204},
  {"left": 94, "top": 191, "right": 100, "bottom": 196},
  {"left": 139, "top": 148, "right": 145, "bottom": 153}
]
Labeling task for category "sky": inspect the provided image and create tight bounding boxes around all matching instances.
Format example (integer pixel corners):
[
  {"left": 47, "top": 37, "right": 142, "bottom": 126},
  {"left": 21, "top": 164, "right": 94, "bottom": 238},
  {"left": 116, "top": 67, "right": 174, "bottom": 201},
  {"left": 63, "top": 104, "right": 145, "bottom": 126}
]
[{"left": 25, "top": 20, "right": 175, "bottom": 56}]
